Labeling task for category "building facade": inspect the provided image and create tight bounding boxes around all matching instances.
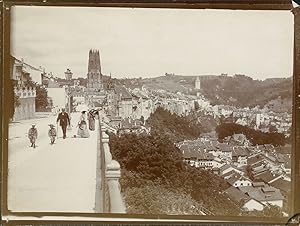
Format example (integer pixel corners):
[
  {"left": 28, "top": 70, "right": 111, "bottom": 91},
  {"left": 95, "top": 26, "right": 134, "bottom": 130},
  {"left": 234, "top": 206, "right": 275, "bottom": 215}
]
[
  {"left": 87, "top": 49, "right": 103, "bottom": 94},
  {"left": 10, "top": 56, "right": 37, "bottom": 121}
]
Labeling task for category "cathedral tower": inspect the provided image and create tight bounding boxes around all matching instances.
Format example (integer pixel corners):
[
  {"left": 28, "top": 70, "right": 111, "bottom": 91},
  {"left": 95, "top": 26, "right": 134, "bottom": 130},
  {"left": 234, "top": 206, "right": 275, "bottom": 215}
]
[{"left": 87, "top": 49, "right": 102, "bottom": 93}]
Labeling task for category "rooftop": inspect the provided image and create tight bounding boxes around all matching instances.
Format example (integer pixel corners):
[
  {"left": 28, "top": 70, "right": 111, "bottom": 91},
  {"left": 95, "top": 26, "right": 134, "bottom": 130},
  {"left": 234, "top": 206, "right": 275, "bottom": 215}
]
[
  {"left": 270, "top": 178, "right": 291, "bottom": 193},
  {"left": 239, "top": 184, "right": 284, "bottom": 202},
  {"left": 224, "top": 186, "right": 250, "bottom": 203}
]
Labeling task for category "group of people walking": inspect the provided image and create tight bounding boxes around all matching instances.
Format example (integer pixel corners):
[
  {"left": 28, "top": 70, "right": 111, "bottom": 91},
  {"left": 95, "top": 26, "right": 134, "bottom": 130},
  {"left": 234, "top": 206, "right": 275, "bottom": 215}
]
[{"left": 28, "top": 108, "right": 99, "bottom": 148}]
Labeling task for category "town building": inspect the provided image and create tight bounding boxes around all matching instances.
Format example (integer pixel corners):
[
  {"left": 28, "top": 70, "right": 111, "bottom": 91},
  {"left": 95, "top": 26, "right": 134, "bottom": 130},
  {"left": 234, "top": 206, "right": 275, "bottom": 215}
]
[
  {"left": 195, "top": 76, "right": 201, "bottom": 90},
  {"left": 10, "top": 56, "right": 38, "bottom": 121},
  {"left": 224, "top": 186, "right": 264, "bottom": 211},
  {"left": 239, "top": 182, "right": 284, "bottom": 208},
  {"left": 87, "top": 49, "right": 103, "bottom": 95}
]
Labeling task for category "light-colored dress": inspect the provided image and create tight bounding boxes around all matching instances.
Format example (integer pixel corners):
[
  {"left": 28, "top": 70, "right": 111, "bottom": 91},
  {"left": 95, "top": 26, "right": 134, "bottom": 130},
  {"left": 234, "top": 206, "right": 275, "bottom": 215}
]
[{"left": 77, "top": 114, "right": 90, "bottom": 138}]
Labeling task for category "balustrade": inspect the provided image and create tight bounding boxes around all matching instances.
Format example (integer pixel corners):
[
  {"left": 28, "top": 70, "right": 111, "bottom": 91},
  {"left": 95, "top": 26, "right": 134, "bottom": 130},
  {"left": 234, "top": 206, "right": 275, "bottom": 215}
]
[{"left": 98, "top": 119, "right": 126, "bottom": 213}]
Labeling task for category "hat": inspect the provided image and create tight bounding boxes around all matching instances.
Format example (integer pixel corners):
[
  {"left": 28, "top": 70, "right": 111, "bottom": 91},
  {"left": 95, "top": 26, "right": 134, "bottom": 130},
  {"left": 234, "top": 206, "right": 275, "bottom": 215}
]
[
  {"left": 31, "top": 124, "right": 36, "bottom": 127},
  {"left": 48, "top": 124, "right": 55, "bottom": 127},
  {"left": 81, "top": 110, "right": 86, "bottom": 114}
]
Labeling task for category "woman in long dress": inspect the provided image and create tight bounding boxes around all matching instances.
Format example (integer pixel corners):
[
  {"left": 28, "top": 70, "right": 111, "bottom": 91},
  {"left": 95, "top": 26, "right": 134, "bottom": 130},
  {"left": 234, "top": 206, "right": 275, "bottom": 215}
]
[
  {"left": 77, "top": 111, "right": 90, "bottom": 138},
  {"left": 88, "top": 109, "right": 96, "bottom": 131}
]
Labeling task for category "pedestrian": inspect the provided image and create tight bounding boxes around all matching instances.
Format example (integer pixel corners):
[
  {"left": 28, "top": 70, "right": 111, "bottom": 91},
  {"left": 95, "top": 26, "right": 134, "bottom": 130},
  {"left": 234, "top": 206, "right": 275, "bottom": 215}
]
[
  {"left": 48, "top": 124, "right": 57, "bottom": 144},
  {"left": 87, "top": 109, "right": 97, "bottom": 131},
  {"left": 56, "top": 108, "right": 70, "bottom": 139},
  {"left": 28, "top": 124, "right": 38, "bottom": 148},
  {"left": 77, "top": 111, "right": 90, "bottom": 138}
]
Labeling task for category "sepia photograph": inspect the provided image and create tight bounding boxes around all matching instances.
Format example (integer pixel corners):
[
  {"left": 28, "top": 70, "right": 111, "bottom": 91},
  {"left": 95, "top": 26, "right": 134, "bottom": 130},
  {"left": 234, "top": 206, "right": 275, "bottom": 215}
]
[{"left": 5, "top": 4, "right": 295, "bottom": 220}]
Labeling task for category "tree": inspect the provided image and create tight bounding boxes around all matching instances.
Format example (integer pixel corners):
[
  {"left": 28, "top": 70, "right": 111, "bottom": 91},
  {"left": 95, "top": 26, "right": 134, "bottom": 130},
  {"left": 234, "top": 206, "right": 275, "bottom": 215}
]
[
  {"left": 8, "top": 79, "right": 19, "bottom": 119},
  {"left": 269, "top": 124, "right": 278, "bottom": 133},
  {"left": 194, "top": 101, "right": 200, "bottom": 111},
  {"left": 216, "top": 123, "right": 286, "bottom": 146},
  {"left": 35, "top": 84, "right": 49, "bottom": 112}
]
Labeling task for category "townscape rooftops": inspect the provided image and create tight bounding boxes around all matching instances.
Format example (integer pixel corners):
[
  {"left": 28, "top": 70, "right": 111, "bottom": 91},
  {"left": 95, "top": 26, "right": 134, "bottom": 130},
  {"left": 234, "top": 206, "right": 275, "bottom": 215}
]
[
  {"left": 226, "top": 172, "right": 243, "bottom": 185},
  {"left": 277, "top": 153, "right": 291, "bottom": 169},
  {"left": 224, "top": 186, "right": 250, "bottom": 203},
  {"left": 270, "top": 178, "right": 291, "bottom": 193},
  {"left": 182, "top": 149, "right": 214, "bottom": 161},
  {"left": 252, "top": 181, "right": 265, "bottom": 187},
  {"left": 247, "top": 154, "right": 265, "bottom": 166},
  {"left": 220, "top": 164, "right": 232, "bottom": 172},
  {"left": 232, "top": 146, "right": 248, "bottom": 157},
  {"left": 254, "top": 170, "right": 279, "bottom": 184},
  {"left": 239, "top": 184, "right": 284, "bottom": 202},
  {"left": 114, "top": 85, "right": 132, "bottom": 99},
  {"left": 218, "top": 143, "right": 232, "bottom": 152}
]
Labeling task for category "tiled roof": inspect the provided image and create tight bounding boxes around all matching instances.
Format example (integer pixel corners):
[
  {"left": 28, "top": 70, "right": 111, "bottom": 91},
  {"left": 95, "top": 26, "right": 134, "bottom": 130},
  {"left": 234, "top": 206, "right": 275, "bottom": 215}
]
[
  {"left": 239, "top": 184, "right": 284, "bottom": 202},
  {"left": 218, "top": 143, "right": 233, "bottom": 152},
  {"left": 220, "top": 164, "right": 231, "bottom": 172},
  {"left": 254, "top": 171, "right": 278, "bottom": 184},
  {"left": 252, "top": 182, "right": 265, "bottom": 187},
  {"left": 232, "top": 146, "right": 248, "bottom": 157},
  {"left": 248, "top": 154, "right": 265, "bottom": 166},
  {"left": 270, "top": 178, "right": 291, "bottom": 193},
  {"left": 224, "top": 186, "right": 250, "bottom": 203},
  {"left": 226, "top": 172, "right": 242, "bottom": 185},
  {"left": 114, "top": 85, "right": 132, "bottom": 99}
]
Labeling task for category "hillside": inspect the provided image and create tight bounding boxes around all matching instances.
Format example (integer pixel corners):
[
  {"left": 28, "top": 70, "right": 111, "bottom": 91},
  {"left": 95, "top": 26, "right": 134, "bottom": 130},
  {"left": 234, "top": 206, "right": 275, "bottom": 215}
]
[{"left": 117, "top": 74, "right": 292, "bottom": 112}]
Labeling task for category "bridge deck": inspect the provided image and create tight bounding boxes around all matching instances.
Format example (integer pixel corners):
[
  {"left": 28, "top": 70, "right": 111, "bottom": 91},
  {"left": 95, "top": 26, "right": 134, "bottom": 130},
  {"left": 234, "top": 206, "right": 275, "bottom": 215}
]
[{"left": 7, "top": 112, "right": 99, "bottom": 212}]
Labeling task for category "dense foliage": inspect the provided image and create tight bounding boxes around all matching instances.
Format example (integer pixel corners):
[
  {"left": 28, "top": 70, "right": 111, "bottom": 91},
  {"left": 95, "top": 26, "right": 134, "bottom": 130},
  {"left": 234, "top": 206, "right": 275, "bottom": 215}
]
[
  {"left": 146, "top": 107, "right": 205, "bottom": 143},
  {"left": 108, "top": 107, "right": 286, "bottom": 217},
  {"left": 109, "top": 133, "right": 240, "bottom": 216},
  {"left": 7, "top": 79, "right": 19, "bottom": 119},
  {"left": 216, "top": 123, "right": 286, "bottom": 146},
  {"left": 35, "top": 84, "right": 49, "bottom": 112}
]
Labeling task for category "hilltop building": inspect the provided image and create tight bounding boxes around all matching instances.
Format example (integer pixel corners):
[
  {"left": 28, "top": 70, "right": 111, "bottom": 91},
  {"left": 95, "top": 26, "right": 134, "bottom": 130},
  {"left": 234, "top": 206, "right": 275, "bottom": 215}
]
[
  {"left": 65, "top": 68, "right": 73, "bottom": 80},
  {"left": 195, "top": 76, "right": 201, "bottom": 90}
]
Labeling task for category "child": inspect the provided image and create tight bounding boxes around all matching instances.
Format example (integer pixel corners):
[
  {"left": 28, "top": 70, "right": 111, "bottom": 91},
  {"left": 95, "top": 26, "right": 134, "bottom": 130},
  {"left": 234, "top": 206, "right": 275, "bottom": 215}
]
[
  {"left": 48, "top": 124, "right": 57, "bottom": 144},
  {"left": 28, "top": 124, "right": 38, "bottom": 148}
]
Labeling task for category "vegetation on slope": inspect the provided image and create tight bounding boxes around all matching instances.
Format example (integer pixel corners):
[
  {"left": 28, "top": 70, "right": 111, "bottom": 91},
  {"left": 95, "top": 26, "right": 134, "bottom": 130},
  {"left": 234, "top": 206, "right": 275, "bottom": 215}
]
[
  {"left": 119, "top": 74, "right": 292, "bottom": 113},
  {"left": 147, "top": 107, "right": 208, "bottom": 142},
  {"left": 109, "top": 132, "right": 239, "bottom": 216},
  {"left": 216, "top": 123, "right": 287, "bottom": 146}
]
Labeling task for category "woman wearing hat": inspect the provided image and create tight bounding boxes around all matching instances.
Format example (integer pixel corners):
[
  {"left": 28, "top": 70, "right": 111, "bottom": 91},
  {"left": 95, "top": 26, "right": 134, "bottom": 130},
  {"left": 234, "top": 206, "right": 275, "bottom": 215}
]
[{"left": 77, "top": 111, "right": 90, "bottom": 138}]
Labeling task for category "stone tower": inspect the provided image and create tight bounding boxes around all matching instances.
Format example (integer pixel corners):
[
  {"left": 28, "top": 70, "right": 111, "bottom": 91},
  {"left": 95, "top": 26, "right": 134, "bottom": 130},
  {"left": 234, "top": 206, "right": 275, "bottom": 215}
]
[
  {"left": 195, "top": 76, "right": 201, "bottom": 90},
  {"left": 87, "top": 49, "right": 102, "bottom": 93}
]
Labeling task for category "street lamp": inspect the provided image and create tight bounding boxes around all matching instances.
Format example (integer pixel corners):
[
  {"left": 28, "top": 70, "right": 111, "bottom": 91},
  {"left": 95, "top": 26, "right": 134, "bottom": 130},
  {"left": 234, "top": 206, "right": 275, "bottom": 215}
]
[{"left": 64, "top": 69, "right": 73, "bottom": 114}]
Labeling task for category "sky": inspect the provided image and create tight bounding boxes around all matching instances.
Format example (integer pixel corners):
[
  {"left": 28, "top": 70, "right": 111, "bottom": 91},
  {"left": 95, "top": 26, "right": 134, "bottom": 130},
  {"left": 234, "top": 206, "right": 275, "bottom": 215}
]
[{"left": 11, "top": 6, "right": 294, "bottom": 79}]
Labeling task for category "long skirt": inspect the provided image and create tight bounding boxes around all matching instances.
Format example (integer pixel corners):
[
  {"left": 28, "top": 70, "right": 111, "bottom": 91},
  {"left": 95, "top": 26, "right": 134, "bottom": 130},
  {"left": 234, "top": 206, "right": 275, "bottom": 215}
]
[
  {"left": 88, "top": 118, "right": 95, "bottom": 131},
  {"left": 77, "top": 121, "right": 90, "bottom": 138}
]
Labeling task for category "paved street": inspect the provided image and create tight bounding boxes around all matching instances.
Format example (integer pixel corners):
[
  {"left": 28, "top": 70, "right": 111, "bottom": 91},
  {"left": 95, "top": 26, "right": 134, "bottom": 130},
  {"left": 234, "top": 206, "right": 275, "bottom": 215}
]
[{"left": 7, "top": 112, "right": 99, "bottom": 212}]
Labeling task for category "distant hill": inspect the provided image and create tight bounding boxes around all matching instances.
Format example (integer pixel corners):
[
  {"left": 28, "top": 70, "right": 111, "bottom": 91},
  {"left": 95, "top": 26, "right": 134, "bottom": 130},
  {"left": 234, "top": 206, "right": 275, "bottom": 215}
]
[{"left": 117, "top": 74, "right": 292, "bottom": 112}]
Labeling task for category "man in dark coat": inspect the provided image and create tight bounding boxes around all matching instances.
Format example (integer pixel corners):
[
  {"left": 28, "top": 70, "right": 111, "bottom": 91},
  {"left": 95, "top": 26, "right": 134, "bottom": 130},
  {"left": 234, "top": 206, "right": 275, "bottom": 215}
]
[{"left": 56, "top": 108, "right": 70, "bottom": 139}]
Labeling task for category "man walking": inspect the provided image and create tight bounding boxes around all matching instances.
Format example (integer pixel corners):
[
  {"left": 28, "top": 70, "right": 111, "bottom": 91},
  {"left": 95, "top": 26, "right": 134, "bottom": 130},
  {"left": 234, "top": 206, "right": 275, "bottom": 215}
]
[{"left": 56, "top": 108, "right": 70, "bottom": 139}]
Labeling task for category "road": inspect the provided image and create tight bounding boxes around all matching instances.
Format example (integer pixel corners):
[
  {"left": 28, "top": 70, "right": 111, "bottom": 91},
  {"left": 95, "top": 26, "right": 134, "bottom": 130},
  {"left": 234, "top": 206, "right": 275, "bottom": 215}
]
[{"left": 7, "top": 112, "right": 99, "bottom": 212}]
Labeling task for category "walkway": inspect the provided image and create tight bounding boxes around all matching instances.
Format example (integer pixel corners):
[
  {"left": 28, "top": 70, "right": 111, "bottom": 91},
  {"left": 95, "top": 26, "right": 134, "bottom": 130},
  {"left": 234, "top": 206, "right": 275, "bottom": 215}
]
[{"left": 7, "top": 112, "right": 99, "bottom": 212}]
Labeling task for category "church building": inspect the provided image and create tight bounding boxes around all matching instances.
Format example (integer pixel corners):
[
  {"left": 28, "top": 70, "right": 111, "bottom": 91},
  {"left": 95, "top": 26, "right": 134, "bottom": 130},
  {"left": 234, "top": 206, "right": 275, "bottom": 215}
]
[{"left": 87, "top": 49, "right": 103, "bottom": 95}]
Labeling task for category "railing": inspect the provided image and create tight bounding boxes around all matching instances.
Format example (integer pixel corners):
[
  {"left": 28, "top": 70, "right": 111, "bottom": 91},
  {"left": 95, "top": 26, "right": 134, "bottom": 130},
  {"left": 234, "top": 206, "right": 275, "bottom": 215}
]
[{"left": 96, "top": 116, "right": 126, "bottom": 213}]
